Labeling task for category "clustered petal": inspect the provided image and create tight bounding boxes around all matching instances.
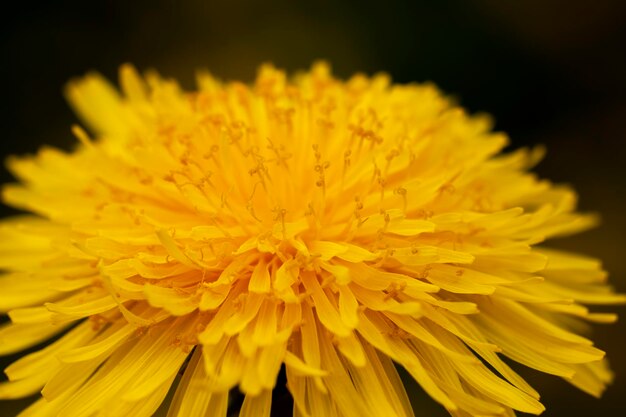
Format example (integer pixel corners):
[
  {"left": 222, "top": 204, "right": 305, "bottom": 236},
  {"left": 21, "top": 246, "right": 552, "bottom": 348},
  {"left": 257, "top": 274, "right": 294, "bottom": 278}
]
[{"left": 0, "top": 63, "right": 623, "bottom": 417}]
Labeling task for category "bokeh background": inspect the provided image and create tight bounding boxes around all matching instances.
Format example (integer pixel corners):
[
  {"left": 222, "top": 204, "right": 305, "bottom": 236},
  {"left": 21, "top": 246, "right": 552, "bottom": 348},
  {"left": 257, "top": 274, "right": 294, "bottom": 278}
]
[{"left": 1, "top": 0, "right": 625, "bottom": 416}]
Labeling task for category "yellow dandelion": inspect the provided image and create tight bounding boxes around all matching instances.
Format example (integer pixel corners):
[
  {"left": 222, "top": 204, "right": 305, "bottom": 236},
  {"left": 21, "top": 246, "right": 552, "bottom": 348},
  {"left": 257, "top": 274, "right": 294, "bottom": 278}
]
[{"left": 0, "top": 62, "right": 624, "bottom": 417}]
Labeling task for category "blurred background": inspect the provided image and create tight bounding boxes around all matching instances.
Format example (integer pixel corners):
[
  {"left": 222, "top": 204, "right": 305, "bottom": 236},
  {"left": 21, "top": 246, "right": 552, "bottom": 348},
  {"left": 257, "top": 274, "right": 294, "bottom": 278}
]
[{"left": 1, "top": 0, "right": 625, "bottom": 415}]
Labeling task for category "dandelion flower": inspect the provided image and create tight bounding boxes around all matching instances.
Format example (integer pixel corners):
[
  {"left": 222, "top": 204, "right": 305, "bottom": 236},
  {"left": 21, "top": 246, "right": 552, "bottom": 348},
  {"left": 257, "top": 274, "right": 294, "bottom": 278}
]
[{"left": 1, "top": 62, "right": 624, "bottom": 417}]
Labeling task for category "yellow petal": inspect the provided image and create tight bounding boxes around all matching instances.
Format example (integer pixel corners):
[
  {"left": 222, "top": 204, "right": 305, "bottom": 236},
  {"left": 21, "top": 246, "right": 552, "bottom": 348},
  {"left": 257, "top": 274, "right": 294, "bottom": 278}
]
[{"left": 239, "top": 390, "right": 272, "bottom": 417}]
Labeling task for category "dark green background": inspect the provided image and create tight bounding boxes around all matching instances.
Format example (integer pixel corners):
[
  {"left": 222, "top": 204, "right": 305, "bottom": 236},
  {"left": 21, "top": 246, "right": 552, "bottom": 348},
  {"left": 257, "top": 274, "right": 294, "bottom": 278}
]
[{"left": 1, "top": 0, "right": 625, "bottom": 416}]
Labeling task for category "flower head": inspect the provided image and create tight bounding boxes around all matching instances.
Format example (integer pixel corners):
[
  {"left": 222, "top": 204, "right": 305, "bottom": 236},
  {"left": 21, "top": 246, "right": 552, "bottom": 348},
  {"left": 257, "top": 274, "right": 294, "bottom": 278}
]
[{"left": 0, "top": 62, "right": 624, "bottom": 417}]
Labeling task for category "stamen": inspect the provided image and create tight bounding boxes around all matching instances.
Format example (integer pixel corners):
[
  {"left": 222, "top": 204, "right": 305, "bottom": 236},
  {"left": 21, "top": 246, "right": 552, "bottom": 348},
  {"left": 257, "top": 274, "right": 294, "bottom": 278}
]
[
  {"left": 312, "top": 144, "right": 330, "bottom": 197},
  {"left": 272, "top": 206, "right": 287, "bottom": 238},
  {"left": 71, "top": 124, "right": 93, "bottom": 147},
  {"left": 394, "top": 187, "right": 408, "bottom": 212}
]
